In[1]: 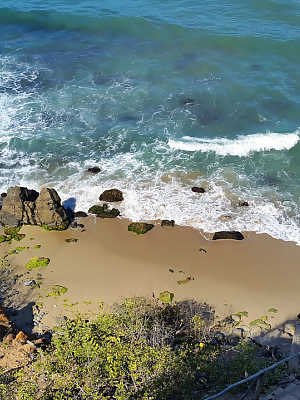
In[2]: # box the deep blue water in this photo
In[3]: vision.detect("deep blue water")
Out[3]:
[1,0,300,243]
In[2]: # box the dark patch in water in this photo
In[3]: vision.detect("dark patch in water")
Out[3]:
[118,114,138,124]
[93,73,114,85]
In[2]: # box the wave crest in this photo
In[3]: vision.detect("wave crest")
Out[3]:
[168,131,300,157]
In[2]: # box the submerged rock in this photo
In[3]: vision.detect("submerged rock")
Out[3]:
[238,201,249,207]
[99,189,123,202]
[128,222,154,235]
[161,220,175,227]
[192,187,205,193]
[87,167,101,174]
[212,231,244,241]
[88,204,120,218]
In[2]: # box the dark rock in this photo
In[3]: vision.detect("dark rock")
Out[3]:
[1,193,7,198]
[161,220,175,227]
[192,187,205,194]
[238,201,249,207]
[74,211,88,218]
[212,231,244,241]
[87,167,101,174]
[99,189,123,202]
[24,280,36,287]
[88,205,120,218]
[128,222,154,235]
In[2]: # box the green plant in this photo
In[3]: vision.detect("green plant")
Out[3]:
[25,257,50,269]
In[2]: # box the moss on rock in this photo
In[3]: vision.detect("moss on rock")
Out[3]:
[128,222,154,235]
[88,205,120,218]
[25,257,50,270]
[65,238,78,243]
[0,235,10,244]
[47,285,68,297]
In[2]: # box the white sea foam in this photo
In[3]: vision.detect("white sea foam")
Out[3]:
[168,131,300,156]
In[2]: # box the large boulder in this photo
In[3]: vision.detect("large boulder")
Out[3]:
[128,222,154,235]
[0,186,70,230]
[35,188,70,229]
[212,231,244,241]
[99,189,123,202]
[88,204,120,218]
[0,186,39,226]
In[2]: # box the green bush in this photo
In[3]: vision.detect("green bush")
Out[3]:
[1,298,286,400]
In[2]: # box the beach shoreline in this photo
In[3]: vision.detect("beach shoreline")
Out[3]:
[1,215,300,333]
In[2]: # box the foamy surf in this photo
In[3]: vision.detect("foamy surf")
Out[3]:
[168,131,300,156]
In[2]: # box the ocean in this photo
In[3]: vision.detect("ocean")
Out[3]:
[1,0,300,243]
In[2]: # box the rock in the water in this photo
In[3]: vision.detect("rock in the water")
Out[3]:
[0,186,70,230]
[212,231,244,240]
[88,204,120,218]
[74,211,88,218]
[161,220,175,227]
[192,187,205,193]
[1,193,7,198]
[128,222,154,235]
[99,189,123,202]
[238,201,249,207]
[87,167,101,174]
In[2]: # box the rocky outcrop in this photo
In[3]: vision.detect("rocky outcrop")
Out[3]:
[128,222,154,235]
[99,189,123,202]
[212,231,244,240]
[0,186,70,230]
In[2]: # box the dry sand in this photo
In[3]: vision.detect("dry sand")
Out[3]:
[1,217,300,330]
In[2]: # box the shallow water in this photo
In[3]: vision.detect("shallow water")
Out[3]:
[1,0,300,243]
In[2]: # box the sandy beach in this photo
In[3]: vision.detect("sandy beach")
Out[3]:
[1,216,300,332]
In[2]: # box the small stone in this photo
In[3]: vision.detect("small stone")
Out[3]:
[192,187,205,193]
[128,222,154,235]
[74,211,88,218]
[99,189,123,202]
[212,231,244,241]
[238,201,249,207]
[87,167,101,174]
[14,331,28,344]
[65,238,78,243]
[24,280,36,287]
[0,193,7,198]
[199,248,207,254]
[161,220,175,227]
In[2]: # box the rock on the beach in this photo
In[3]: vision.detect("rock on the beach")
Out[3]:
[35,188,70,229]
[161,220,175,227]
[128,222,154,235]
[74,211,88,218]
[212,231,244,240]
[87,167,101,174]
[0,186,70,230]
[88,204,120,218]
[238,201,249,207]
[192,187,206,193]
[99,189,123,202]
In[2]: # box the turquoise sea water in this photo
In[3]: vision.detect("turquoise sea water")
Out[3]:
[1,0,300,243]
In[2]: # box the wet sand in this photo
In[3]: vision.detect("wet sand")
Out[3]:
[1,217,300,329]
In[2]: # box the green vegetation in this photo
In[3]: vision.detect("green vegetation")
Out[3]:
[25,257,50,270]
[0,297,286,400]
[159,291,174,303]
[47,285,68,297]
[0,227,25,244]
[88,204,120,218]
[33,244,41,249]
